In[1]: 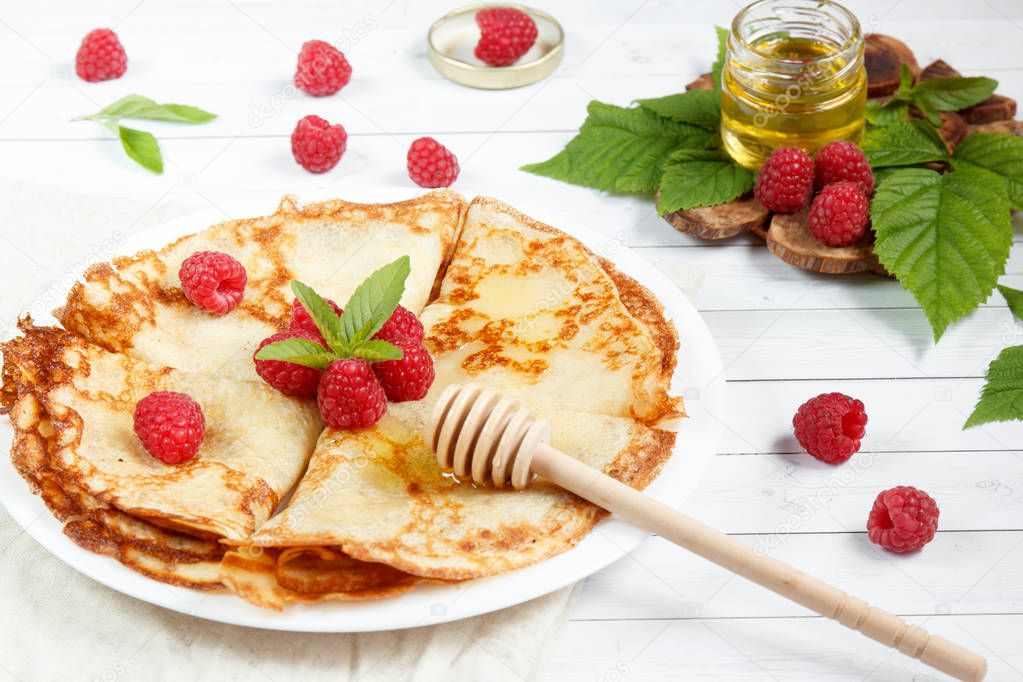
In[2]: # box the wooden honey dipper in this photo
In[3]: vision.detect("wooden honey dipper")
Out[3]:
[426,383,987,682]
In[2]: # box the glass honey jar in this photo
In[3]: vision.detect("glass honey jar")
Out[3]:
[721,0,867,170]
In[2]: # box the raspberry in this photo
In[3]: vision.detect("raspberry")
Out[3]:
[407,137,459,188]
[254,329,325,397]
[814,140,875,196]
[474,8,538,67]
[374,305,424,345]
[792,392,867,464]
[373,342,435,402]
[294,40,352,96]
[178,251,247,315]
[807,181,870,247]
[754,147,815,214]
[318,358,387,430]
[867,486,939,553]
[75,29,127,82]
[289,297,343,341]
[291,115,347,173]
[133,391,205,465]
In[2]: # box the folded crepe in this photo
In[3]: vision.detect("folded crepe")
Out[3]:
[1,324,322,588]
[222,198,681,608]
[57,191,466,382]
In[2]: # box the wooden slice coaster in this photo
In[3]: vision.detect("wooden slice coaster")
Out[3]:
[864,34,919,97]
[656,192,770,240]
[765,209,885,275]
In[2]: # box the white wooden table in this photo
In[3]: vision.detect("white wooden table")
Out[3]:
[1,0,1021,679]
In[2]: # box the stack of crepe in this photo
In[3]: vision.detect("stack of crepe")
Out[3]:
[1,191,682,608]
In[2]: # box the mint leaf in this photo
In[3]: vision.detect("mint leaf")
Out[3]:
[339,256,411,346]
[95,94,163,119]
[349,339,403,362]
[522,102,716,194]
[999,285,1023,321]
[953,133,1023,210]
[637,89,721,129]
[862,119,948,168]
[658,150,754,213]
[79,94,217,124]
[871,168,1013,340]
[150,103,217,124]
[965,346,1023,428]
[913,76,998,113]
[117,125,163,174]
[711,26,728,91]
[254,337,336,370]
[292,280,345,353]
[866,99,909,126]
[896,63,915,99]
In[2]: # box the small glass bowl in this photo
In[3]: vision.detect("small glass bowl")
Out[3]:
[427,4,565,89]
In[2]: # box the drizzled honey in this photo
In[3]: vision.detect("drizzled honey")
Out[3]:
[721,1,867,169]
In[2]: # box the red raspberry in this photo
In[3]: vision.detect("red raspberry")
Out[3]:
[407,137,459,188]
[289,297,343,341]
[253,329,325,397]
[373,342,435,402]
[294,40,352,96]
[807,181,870,247]
[792,392,867,464]
[867,486,939,553]
[374,305,424,345]
[474,8,538,67]
[814,140,875,196]
[178,251,247,315]
[291,115,347,173]
[75,29,127,82]
[318,358,387,430]
[754,147,815,214]
[133,391,205,465]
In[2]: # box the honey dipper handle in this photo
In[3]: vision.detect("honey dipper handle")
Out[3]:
[529,444,987,682]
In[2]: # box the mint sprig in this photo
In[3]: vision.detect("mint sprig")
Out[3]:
[868,64,997,128]
[862,119,948,168]
[255,257,410,370]
[72,94,216,174]
[965,346,1023,428]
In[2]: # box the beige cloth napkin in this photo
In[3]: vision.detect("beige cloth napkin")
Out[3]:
[0,178,578,682]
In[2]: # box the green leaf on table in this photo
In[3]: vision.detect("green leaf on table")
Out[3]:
[964,345,1023,428]
[711,25,729,91]
[349,339,404,362]
[637,90,721,129]
[254,337,336,370]
[291,280,345,354]
[953,132,1023,210]
[117,125,163,174]
[521,101,717,194]
[999,285,1023,322]
[862,119,948,168]
[339,256,411,346]
[866,99,909,126]
[657,149,754,213]
[871,167,1013,341]
[87,94,217,124]
[913,76,998,113]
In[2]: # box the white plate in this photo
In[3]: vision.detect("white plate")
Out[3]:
[0,187,725,632]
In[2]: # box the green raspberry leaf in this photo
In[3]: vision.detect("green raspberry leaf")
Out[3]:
[866,99,909,126]
[711,25,728,91]
[637,89,721,129]
[999,285,1023,322]
[339,256,411,347]
[291,280,345,354]
[117,125,163,174]
[965,345,1023,428]
[657,149,754,213]
[521,102,716,194]
[862,119,949,168]
[349,339,404,362]
[254,337,336,370]
[953,133,1023,210]
[913,76,998,113]
[871,167,1013,341]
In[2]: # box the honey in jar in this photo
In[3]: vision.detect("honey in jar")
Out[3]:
[721,0,867,170]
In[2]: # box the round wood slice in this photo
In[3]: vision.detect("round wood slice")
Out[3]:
[864,34,920,97]
[765,209,885,275]
[969,119,1022,136]
[657,192,770,240]
[686,72,713,91]
[937,111,969,151]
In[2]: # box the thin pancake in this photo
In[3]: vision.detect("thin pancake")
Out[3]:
[419,196,681,425]
[57,191,467,382]
[1,323,322,544]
